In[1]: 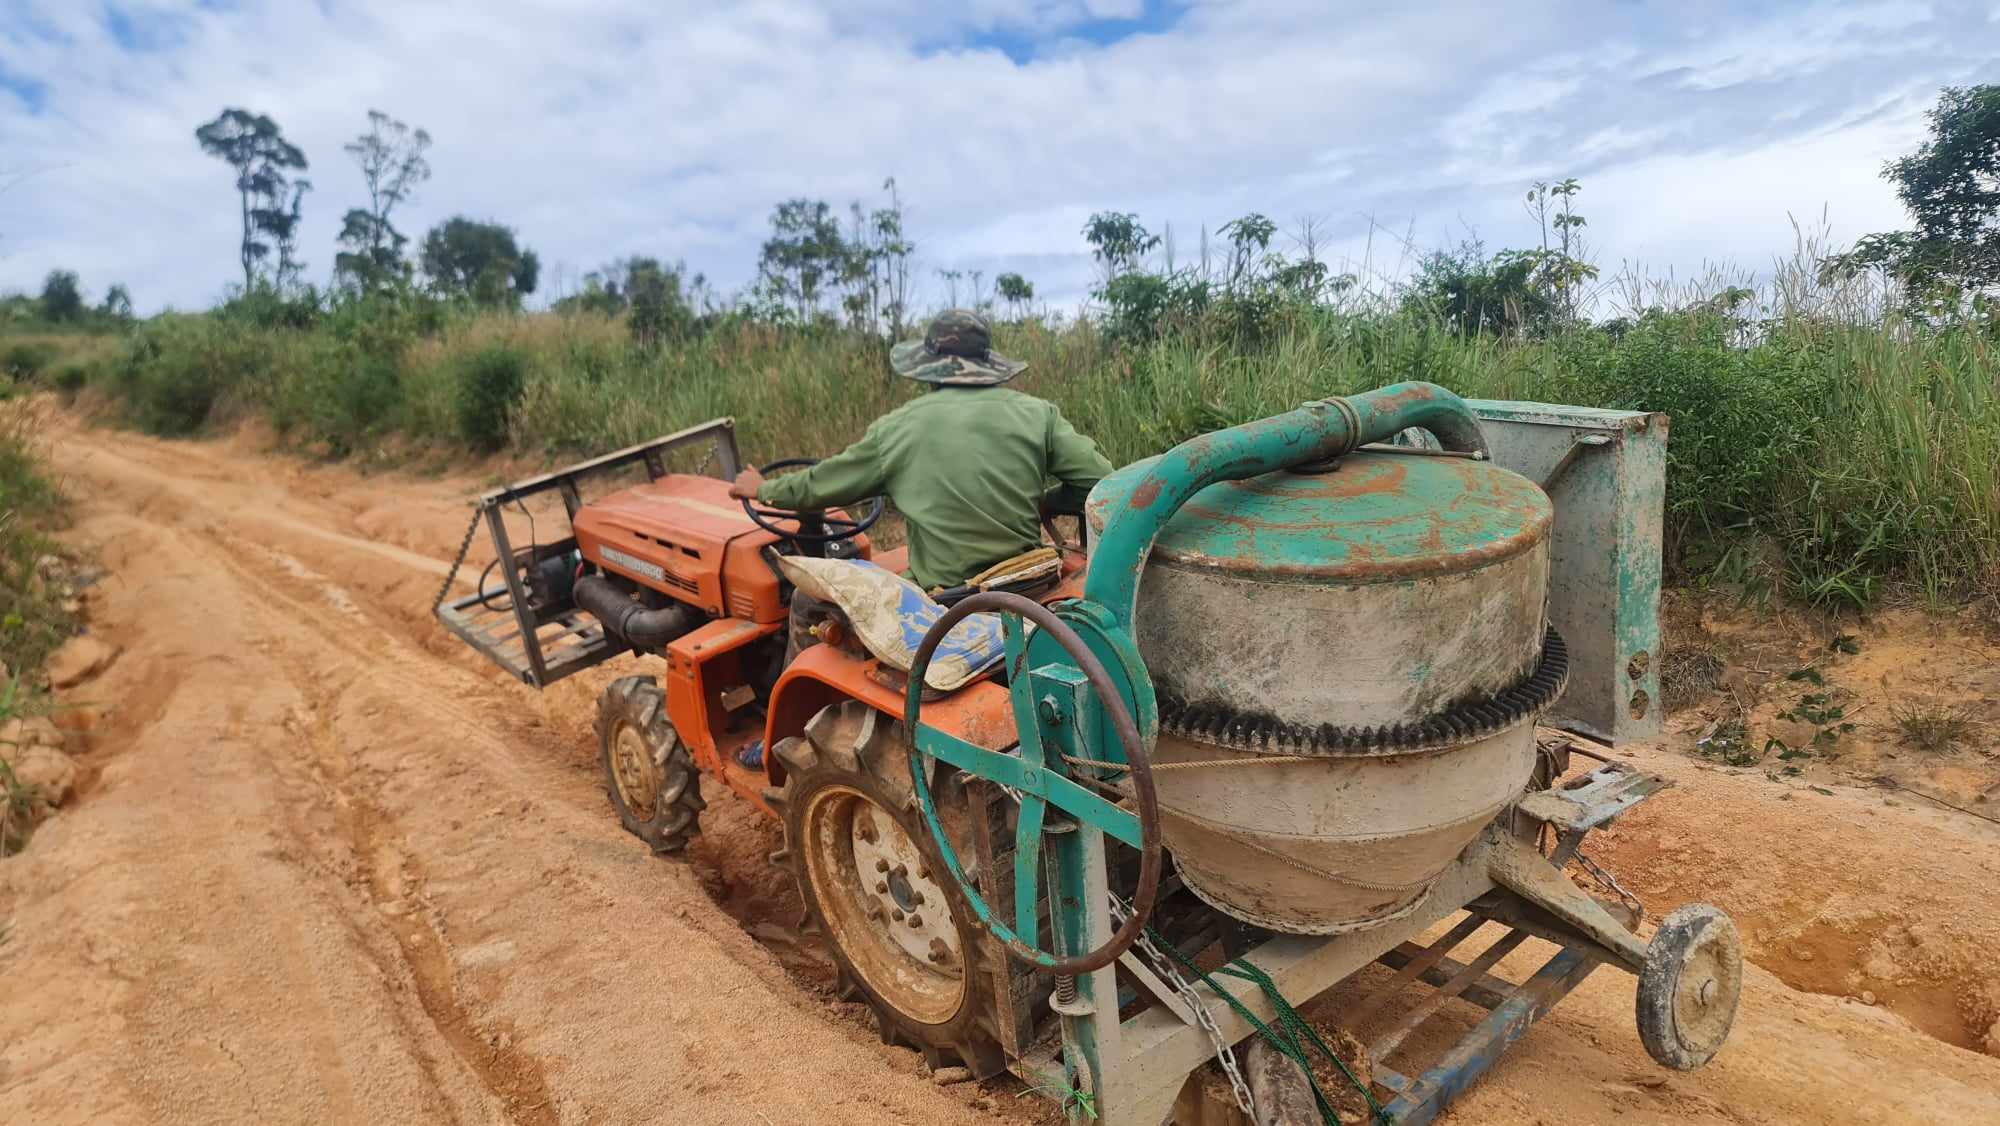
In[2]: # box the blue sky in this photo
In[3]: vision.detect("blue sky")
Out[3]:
[1,0,1995,316]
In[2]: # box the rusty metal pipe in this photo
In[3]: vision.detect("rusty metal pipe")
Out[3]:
[573,575,702,651]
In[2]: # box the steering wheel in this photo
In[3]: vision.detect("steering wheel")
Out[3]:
[904,592,1163,976]
[739,457,886,546]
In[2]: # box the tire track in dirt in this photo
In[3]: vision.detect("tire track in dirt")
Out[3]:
[197,522,562,1125]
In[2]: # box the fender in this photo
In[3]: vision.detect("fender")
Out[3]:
[762,643,1019,787]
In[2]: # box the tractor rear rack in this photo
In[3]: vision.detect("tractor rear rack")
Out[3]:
[434,418,742,688]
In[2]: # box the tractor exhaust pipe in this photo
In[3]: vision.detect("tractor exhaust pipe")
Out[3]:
[573,575,702,652]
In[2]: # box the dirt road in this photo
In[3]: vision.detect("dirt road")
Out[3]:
[4,416,1998,1124]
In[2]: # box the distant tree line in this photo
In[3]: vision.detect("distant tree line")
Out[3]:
[0,269,133,330]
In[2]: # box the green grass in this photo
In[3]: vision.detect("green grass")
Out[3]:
[0,403,73,680]
[51,278,2000,608]
[1891,699,1978,753]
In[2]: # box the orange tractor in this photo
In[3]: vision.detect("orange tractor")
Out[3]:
[435,418,1073,1073]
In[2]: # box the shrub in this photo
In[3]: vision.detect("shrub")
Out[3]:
[108,315,280,436]
[1,342,57,381]
[269,342,403,455]
[454,345,527,450]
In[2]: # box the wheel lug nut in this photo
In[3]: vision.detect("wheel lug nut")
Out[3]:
[907,913,923,928]
[907,890,925,907]
[875,858,889,873]
[875,881,888,894]
[892,909,906,922]
[892,863,908,878]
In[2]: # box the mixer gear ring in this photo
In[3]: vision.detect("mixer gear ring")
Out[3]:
[1156,625,1569,756]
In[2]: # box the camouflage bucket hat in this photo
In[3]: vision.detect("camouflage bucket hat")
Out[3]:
[889,309,1028,386]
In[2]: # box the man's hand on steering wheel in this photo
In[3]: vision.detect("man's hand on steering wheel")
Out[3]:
[736,458,886,547]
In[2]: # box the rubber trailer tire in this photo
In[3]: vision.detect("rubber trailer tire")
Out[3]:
[1636,902,1742,1070]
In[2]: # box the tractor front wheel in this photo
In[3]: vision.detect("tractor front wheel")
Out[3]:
[597,675,704,853]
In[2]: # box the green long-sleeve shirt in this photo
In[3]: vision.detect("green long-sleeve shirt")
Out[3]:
[757,386,1115,590]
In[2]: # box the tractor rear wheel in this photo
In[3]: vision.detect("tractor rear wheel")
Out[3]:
[771,700,1006,1077]
[597,675,704,853]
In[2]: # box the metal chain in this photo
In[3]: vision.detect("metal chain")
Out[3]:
[432,507,485,611]
[1575,850,1643,920]
[1110,895,1256,1117]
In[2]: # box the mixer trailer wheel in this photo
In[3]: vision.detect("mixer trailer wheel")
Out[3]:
[596,676,705,853]
[1636,903,1742,1070]
[770,701,1006,1076]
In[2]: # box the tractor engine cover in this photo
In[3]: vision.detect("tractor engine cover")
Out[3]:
[1086,449,1561,934]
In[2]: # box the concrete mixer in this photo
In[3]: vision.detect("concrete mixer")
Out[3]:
[902,382,1741,1124]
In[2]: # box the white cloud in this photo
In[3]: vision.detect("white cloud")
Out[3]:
[0,0,1989,315]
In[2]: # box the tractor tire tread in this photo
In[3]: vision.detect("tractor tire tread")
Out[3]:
[780,701,1009,1079]
[597,675,703,855]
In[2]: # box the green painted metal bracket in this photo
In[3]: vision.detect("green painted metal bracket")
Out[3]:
[906,611,1144,969]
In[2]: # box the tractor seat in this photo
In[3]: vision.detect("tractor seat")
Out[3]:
[775,556,1007,693]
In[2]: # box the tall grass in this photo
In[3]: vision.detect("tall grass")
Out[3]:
[0,401,74,679]
[49,266,2000,607]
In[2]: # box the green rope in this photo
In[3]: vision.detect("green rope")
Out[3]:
[1147,925,1391,1126]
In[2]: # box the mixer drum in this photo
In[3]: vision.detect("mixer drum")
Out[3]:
[1086,449,1562,934]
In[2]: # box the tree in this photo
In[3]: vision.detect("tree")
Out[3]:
[420,217,540,307]
[1523,178,1597,323]
[254,178,311,290]
[39,270,82,322]
[336,110,432,290]
[1401,240,1557,337]
[1083,212,1160,284]
[756,199,846,321]
[996,272,1034,319]
[616,257,695,345]
[874,178,914,336]
[935,268,963,308]
[1823,85,2000,300]
[99,283,133,320]
[195,109,308,291]
[1218,213,1276,293]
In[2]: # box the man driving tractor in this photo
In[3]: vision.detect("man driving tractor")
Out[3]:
[726,308,1114,767]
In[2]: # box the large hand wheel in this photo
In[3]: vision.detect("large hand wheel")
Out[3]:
[739,457,886,546]
[904,591,1162,976]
